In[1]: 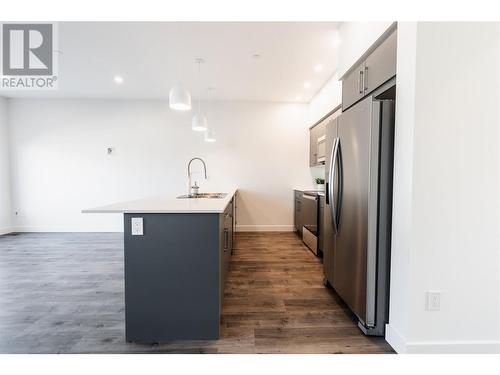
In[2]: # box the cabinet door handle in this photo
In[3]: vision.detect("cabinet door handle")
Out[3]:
[358,70,364,94]
[364,66,368,91]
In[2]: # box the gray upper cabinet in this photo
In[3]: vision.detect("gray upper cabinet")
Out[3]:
[342,28,397,110]
[342,61,365,111]
[364,29,397,95]
[309,120,326,167]
[309,126,318,166]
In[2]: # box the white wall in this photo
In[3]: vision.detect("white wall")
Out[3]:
[7,99,310,232]
[0,97,12,234]
[387,22,500,353]
[308,71,342,125]
[337,21,394,78]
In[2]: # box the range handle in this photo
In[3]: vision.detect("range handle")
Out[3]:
[302,193,318,201]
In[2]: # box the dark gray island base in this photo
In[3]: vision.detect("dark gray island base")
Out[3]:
[123,198,234,342]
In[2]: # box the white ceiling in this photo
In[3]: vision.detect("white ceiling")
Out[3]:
[0,22,340,102]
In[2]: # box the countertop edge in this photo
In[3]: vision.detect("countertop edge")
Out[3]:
[82,188,237,214]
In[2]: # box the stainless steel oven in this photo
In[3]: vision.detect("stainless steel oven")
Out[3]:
[301,191,319,255]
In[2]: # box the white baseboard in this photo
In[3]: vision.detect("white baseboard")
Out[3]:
[0,226,14,235]
[7,226,123,233]
[386,324,500,353]
[235,225,294,232]
[385,324,407,353]
[5,225,294,233]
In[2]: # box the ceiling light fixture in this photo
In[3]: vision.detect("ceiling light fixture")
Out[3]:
[113,75,124,84]
[295,95,302,101]
[314,64,323,72]
[204,129,216,143]
[303,81,311,89]
[169,84,191,111]
[192,58,208,131]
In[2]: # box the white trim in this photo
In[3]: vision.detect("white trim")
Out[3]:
[7,226,122,233]
[0,227,14,235]
[386,324,500,354]
[385,324,407,353]
[6,225,295,234]
[235,224,294,232]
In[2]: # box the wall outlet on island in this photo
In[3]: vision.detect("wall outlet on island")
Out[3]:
[131,217,144,236]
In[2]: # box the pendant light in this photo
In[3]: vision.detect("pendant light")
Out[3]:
[204,128,216,143]
[192,58,207,131]
[169,84,191,111]
[169,59,191,111]
[204,87,216,142]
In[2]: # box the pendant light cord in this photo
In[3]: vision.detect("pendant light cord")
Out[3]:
[197,61,201,115]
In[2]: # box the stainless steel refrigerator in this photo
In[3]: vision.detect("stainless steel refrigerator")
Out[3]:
[323,94,395,336]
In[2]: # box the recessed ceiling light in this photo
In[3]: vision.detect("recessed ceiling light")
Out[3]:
[295,95,302,101]
[314,64,323,72]
[252,53,261,59]
[113,76,124,84]
[303,81,311,89]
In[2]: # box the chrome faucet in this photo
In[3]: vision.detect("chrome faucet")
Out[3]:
[187,157,207,197]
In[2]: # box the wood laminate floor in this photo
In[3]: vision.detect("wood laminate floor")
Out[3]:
[0,232,393,354]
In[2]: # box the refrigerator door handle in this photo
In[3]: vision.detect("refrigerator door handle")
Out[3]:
[336,140,343,230]
[328,137,340,233]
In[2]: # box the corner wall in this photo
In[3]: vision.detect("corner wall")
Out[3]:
[387,22,500,353]
[0,96,12,235]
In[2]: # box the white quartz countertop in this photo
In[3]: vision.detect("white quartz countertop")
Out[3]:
[294,187,325,194]
[82,188,237,214]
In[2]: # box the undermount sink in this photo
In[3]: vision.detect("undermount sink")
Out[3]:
[177,193,228,199]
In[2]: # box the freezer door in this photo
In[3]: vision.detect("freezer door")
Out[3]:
[323,117,338,284]
[333,95,377,324]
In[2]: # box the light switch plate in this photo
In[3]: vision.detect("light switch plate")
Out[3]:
[131,217,143,236]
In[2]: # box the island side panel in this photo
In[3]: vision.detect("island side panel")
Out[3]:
[124,213,220,342]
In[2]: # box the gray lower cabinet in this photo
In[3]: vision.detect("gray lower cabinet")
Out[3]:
[219,198,233,306]
[123,197,234,343]
[318,195,325,253]
[294,190,303,235]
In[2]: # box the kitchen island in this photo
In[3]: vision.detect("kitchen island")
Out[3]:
[83,188,237,342]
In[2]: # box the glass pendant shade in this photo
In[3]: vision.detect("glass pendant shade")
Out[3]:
[192,114,208,131]
[169,84,191,111]
[204,129,216,142]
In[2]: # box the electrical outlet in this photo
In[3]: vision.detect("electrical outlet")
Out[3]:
[426,290,441,311]
[131,217,143,236]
